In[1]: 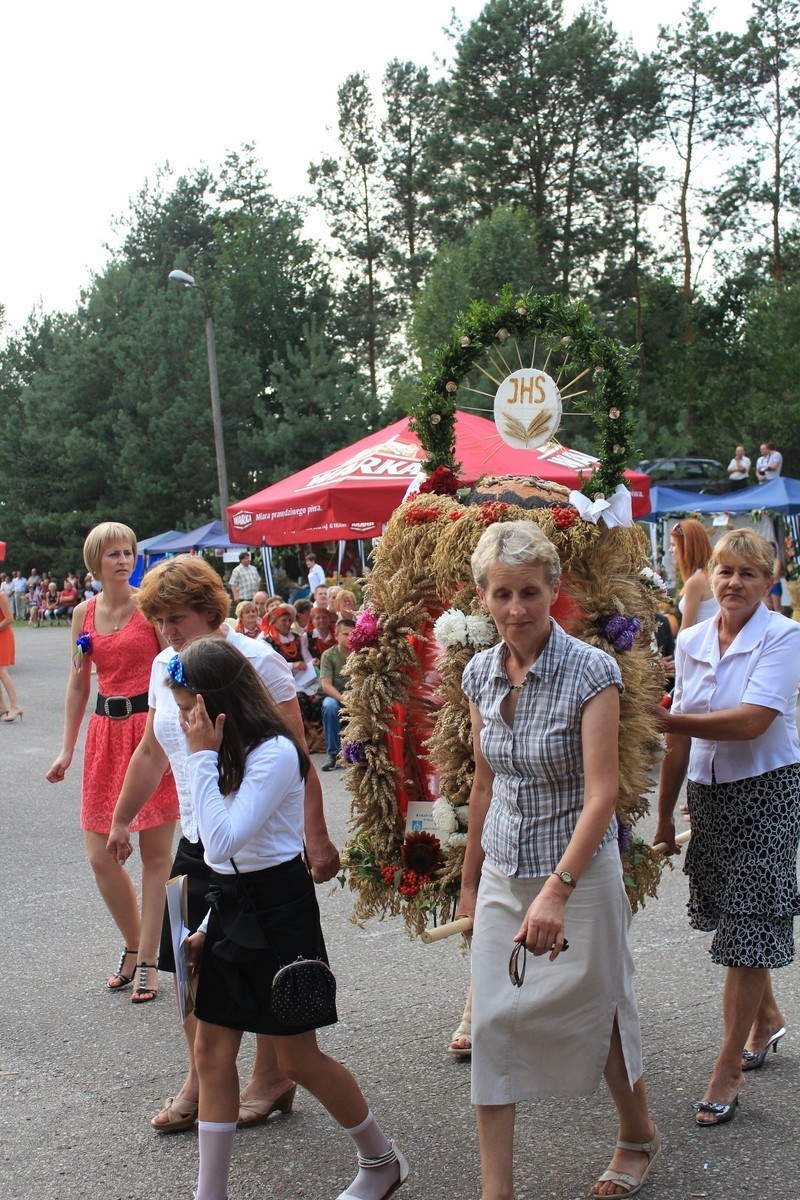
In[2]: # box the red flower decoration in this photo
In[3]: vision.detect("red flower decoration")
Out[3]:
[405,505,441,526]
[448,510,464,521]
[552,505,578,530]
[477,501,510,524]
[402,830,442,875]
[418,465,461,497]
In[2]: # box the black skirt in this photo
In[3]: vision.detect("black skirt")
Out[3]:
[158,836,212,974]
[193,854,338,1036]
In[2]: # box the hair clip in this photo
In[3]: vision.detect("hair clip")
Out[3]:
[167,654,191,688]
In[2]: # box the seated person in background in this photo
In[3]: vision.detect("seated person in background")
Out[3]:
[252,591,269,621]
[258,595,286,635]
[43,582,60,622]
[234,600,262,639]
[319,617,355,772]
[342,567,363,606]
[262,604,312,676]
[82,573,96,601]
[293,598,314,641]
[334,588,358,617]
[55,579,79,623]
[312,584,329,610]
[308,606,336,663]
[27,582,41,627]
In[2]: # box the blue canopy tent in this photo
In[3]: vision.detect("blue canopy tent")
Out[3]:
[640,479,800,590]
[131,529,185,585]
[644,478,800,519]
[145,520,243,555]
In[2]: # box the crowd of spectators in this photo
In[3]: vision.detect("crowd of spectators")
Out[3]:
[0,566,101,626]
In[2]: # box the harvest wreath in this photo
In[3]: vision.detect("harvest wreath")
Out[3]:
[339,290,667,936]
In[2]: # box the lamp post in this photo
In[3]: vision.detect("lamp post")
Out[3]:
[168,269,230,532]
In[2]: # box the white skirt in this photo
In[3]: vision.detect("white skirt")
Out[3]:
[471,842,643,1104]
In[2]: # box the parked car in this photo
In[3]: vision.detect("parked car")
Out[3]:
[636,457,730,494]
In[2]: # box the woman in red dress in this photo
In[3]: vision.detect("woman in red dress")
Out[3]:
[0,589,23,720]
[46,522,179,1001]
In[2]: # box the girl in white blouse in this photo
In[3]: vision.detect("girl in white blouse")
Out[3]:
[173,637,407,1200]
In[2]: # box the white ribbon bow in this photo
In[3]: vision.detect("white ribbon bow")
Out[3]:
[568,483,633,529]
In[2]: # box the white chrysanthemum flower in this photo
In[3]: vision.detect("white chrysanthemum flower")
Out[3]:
[466,613,496,646]
[640,566,667,592]
[433,608,469,648]
[455,805,470,827]
[447,832,468,848]
[432,797,458,836]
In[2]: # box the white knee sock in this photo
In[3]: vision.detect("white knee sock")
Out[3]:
[195,1120,237,1200]
[342,1111,399,1200]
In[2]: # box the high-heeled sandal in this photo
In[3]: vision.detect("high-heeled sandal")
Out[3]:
[237,1082,297,1128]
[131,961,158,1003]
[692,1096,739,1126]
[336,1142,408,1200]
[107,947,138,991]
[1,707,23,722]
[590,1127,662,1197]
[742,1025,786,1071]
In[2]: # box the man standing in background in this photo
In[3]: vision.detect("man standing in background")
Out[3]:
[229,551,260,604]
[726,445,751,490]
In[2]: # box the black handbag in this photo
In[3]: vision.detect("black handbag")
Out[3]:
[271,954,337,1026]
[227,858,337,1027]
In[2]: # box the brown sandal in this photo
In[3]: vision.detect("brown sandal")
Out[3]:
[151,1094,199,1133]
[131,961,158,1003]
[107,947,138,991]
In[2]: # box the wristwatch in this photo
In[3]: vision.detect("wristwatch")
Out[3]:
[553,870,577,888]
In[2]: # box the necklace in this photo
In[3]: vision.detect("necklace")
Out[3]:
[103,596,131,632]
[507,678,528,692]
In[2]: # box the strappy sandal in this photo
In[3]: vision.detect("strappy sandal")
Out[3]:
[448,1019,472,1057]
[107,947,138,991]
[590,1127,662,1198]
[131,961,158,1003]
[336,1142,408,1200]
[151,1094,199,1133]
[237,1082,297,1128]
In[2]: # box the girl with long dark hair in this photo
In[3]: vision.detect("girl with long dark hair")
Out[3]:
[171,637,407,1200]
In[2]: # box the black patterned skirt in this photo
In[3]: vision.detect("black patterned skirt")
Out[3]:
[193,854,337,1036]
[685,763,800,968]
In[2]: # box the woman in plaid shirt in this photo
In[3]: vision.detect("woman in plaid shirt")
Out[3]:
[457,521,660,1200]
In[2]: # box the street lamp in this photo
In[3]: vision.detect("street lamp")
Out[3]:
[168,269,230,531]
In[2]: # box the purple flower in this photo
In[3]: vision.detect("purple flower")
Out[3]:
[602,614,641,652]
[343,740,367,765]
[76,634,92,653]
[604,614,627,640]
[617,822,630,853]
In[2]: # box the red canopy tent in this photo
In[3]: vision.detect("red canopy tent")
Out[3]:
[227,412,650,546]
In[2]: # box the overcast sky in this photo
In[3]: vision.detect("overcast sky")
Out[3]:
[1,0,753,333]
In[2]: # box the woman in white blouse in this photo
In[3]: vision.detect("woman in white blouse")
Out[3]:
[656,528,800,1127]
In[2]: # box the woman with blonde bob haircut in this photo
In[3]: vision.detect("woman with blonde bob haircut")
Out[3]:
[670,518,718,629]
[656,527,800,1127]
[457,519,661,1200]
[47,521,178,1000]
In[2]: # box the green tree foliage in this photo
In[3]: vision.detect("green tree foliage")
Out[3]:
[0,159,370,569]
[725,0,800,283]
[309,74,396,397]
[410,205,544,368]
[443,0,643,294]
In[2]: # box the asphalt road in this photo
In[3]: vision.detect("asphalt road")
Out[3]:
[1,627,798,1199]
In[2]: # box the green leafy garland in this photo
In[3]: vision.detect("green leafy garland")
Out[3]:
[408,285,638,501]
